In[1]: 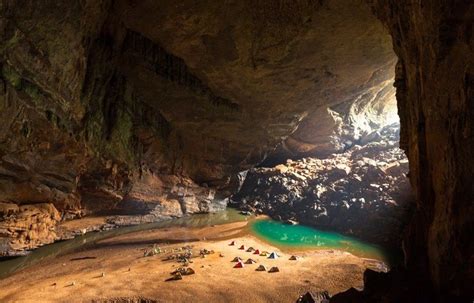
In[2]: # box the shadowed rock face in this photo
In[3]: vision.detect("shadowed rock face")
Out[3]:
[0,0,472,300]
[370,0,474,300]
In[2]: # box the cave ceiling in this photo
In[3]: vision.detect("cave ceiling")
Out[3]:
[0,0,396,204]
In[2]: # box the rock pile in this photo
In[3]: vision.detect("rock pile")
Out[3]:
[232,124,413,247]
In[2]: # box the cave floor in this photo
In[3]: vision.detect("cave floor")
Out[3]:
[0,221,384,303]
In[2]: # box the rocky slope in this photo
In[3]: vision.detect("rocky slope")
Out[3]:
[233,124,412,247]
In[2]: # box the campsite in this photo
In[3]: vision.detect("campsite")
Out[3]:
[0,218,386,302]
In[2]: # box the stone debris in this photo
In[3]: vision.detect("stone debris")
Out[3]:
[160,245,195,267]
[171,267,195,276]
[199,248,214,257]
[231,124,413,246]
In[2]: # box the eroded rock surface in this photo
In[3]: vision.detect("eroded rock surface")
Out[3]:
[0,202,61,253]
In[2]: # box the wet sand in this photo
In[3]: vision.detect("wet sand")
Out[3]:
[0,221,383,302]
[58,216,108,233]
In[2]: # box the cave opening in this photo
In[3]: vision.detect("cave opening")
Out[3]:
[230,67,413,264]
[227,17,415,262]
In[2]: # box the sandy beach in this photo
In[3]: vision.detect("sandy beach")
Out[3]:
[0,220,383,303]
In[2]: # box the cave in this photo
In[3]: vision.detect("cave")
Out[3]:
[0,1,472,302]
[231,88,412,251]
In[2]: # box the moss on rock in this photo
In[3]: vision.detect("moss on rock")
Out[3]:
[1,65,22,89]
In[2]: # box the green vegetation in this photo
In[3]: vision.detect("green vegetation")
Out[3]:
[0,31,20,54]
[1,64,47,104]
[1,64,22,89]
[23,81,42,101]
[103,108,135,164]
[82,83,137,166]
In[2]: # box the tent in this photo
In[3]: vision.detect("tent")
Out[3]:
[231,257,242,262]
[239,245,246,250]
[268,266,280,273]
[245,258,257,264]
[233,261,245,268]
[229,241,235,246]
[289,255,299,260]
[268,252,279,259]
[260,251,268,256]
[253,249,261,255]
[246,247,255,252]
[256,265,267,271]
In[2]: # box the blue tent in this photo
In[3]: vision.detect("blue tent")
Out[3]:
[268,252,279,259]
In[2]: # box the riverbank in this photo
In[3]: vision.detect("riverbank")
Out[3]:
[0,208,242,257]
[0,220,385,302]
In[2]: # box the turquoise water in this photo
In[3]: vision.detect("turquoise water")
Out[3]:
[0,211,391,279]
[250,219,389,262]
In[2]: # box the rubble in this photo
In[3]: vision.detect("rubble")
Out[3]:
[231,124,413,247]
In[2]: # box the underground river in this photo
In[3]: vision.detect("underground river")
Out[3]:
[0,208,390,280]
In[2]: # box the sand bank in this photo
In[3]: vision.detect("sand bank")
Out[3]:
[0,221,384,302]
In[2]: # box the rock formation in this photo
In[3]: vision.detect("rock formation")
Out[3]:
[0,202,60,252]
[0,0,472,301]
[366,1,474,301]
[0,0,396,254]
[233,124,413,247]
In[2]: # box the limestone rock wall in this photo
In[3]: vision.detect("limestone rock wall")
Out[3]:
[369,0,474,298]
[0,202,61,252]
[264,58,399,163]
